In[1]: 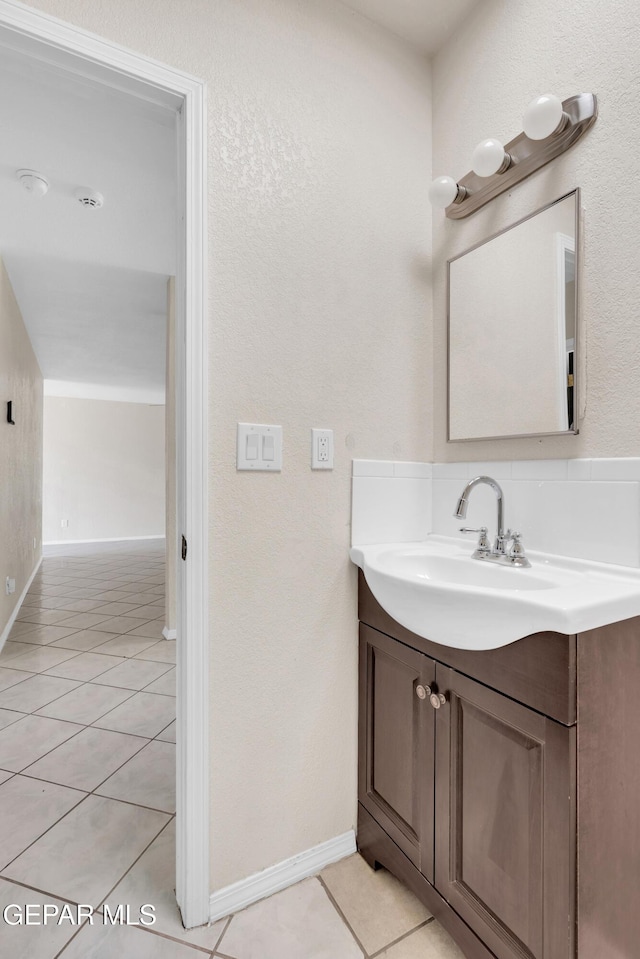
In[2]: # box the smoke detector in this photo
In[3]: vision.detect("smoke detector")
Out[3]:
[74,187,104,209]
[17,169,49,197]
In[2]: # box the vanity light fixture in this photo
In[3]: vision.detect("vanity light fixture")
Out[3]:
[429,92,597,219]
[471,138,511,177]
[428,175,467,209]
[523,93,570,140]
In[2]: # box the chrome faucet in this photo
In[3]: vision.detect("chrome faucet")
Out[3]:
[454,475,530,567]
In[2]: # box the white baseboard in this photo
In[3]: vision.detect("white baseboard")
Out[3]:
[209,830,356,923]
[162,626,177,640]
[0,556,43,651]
[43,535,165,546]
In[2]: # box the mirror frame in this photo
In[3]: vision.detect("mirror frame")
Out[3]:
[447,188,580,443]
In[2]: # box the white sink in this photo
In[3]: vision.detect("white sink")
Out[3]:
[350,536,640,649]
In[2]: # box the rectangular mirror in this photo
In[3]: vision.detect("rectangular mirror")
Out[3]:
[448,190,578,442]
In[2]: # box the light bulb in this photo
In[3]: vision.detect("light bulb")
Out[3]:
[429,175,465,209]
[471,138,511,177]
[523,94,568,140]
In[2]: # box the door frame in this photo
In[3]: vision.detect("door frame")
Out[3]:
[0,0,210,928]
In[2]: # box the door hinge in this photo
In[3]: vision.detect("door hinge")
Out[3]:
[181,535,188,561]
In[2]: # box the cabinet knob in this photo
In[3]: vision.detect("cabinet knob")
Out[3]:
[416,684,430,700]
[430,691,447,710]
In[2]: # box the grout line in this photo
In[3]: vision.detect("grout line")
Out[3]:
[212,915,234,954]
[53,919,90,959]
[110,924,213,954]
[317,875,371,957]
[93,816,174,912]
[0,785,88,874]
[0,876,85,905]
[16,769,175,816]
[368,918,434,958]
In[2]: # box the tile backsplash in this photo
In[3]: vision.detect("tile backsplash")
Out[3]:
[352,458,640,568]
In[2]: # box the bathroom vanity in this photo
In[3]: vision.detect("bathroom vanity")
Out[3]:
[356,570,640,959]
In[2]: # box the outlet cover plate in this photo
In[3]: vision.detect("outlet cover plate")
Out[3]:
[311,428,334,470]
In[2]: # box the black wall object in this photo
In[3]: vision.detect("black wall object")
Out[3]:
[7,401,15,425]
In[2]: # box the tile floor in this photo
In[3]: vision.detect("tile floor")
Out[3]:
[0,542,464,958]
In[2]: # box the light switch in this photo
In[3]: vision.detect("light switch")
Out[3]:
[237,423,283,471]
[246,433,259,460]
[262,434,275,461]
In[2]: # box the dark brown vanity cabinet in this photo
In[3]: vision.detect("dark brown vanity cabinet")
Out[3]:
[358,572,640,959]
[359,626,436,881]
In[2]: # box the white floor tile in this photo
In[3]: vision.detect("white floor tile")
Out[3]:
[7,624,82,646]
[0,642,39,663]
[92,659,173,691]
[376,921,466,958]
[36,683,135,725]
[0,714,83,772]
[97,740,175,812]
[1,645,80,674]
[321,855,431,954]
[0,879,79,959]
[0,708,26,730]
[0,667,34,691]
[0,775,86,869]
[134,641,176,664]
[59,922,207,959]
[50,629,121,651]
[0,674,82,713]
[104,819,226,951]
[92,635,159,658]
[144,668,175,696]
[218,878,364,959]
[44,652,127,682]
[24,726,149,791]
[94,692,175,739]
[156,720,176,743]
[3,794,169,905]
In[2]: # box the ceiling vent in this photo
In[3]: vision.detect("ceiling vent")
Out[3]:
[74,187,104,209]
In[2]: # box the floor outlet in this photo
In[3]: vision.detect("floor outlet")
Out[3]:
[311,428,334,470]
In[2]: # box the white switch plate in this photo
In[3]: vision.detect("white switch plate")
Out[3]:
[237,423,282,471]
[311,428,334,470]
[5,577,15,596]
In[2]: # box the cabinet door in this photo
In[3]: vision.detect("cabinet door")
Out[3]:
[359,624,435,880]
[435,665,575,959]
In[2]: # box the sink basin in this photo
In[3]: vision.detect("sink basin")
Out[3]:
[350,536,640,649]
[390,553,555,591]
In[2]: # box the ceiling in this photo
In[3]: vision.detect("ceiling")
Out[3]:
[338,0,483,54]
[0,42,177,401]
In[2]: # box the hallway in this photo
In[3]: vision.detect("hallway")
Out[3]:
[0,540,189,956]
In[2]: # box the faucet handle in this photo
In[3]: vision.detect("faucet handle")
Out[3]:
[507,531,532,567]
[459,526,491,553]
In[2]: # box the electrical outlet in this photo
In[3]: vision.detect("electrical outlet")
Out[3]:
[5,577,15,596]
[311,428,334,470]
[61,518,69,528]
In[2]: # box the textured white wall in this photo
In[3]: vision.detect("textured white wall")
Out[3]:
[42,396,165,543]
[432,0,640,460]
[24,0,432,890]
[0,258,43,637]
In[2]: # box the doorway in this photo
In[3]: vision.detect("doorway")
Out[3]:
[0,0,208,931]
